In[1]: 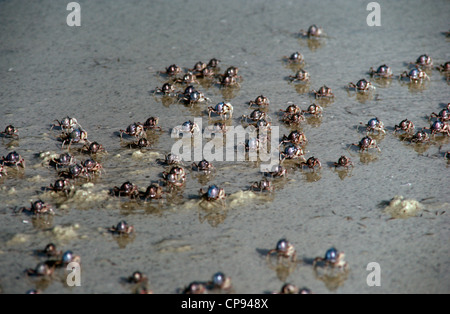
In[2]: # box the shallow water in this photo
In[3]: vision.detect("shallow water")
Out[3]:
[0,0,449,294]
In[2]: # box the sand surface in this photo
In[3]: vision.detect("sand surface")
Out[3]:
[0,0,449,294]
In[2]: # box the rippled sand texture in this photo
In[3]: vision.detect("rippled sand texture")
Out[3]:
[0,0,449,294]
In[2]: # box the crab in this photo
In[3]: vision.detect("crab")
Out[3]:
[436,62,450,74]
[284,51,304,63]
[162,166,186,188]
[143,117,162,131]
[267,239,297,262]
[160,64,181,76]
[255,118,271,131]
[313,247,348,270]
[48,179,72,195]
[400,67,430,83]
[312,85,334,98]
[288,69,310,82]
[412,54,433,68]
[281,112,306,125]
[199,185,226,202]
[112,181,140,198]
[280,130,308,147]
[299,156,322,170]
[244,137,262,152]
[49,153,75,169]
[369,64,393,78]
[109,220,134,235]
[173,71,199,85]
[1,125,19,138]
[429,108,449,122]
[208,102,233,119]
[37,243,62,258]
[207,58,221,69]
[26,262,54,277]
[410,129,430,143]
[81,141,106,154]
[82,159,104,176]
[299,24,324,38]
[178,89,210,106]
[127,271,148,284]
[196,66,215,79]
[280,145,306,163]
[217,74,240,87]
[1,151,25,168]
[248,95,270,108]
[251,178,272,192]
[51,116,82,131]
[120,123,146,139]
[360,117,386,134]
[192,159,215,172]
[348,79,376,92]
[158,153,183,166]
[280,104,301,119]
[264,164,287,178]
[127,138,152,149]
[142,183,164,201]
[302,104,323,117]
[58,250,81,266]
[394,119,415,134]
[241,109,267,122]
[351,136,381,152]
[153,82,177,96]
[189,61,207,73]
[333,155,354,169]
[60,128,89,149]
[172,120,201,135]
[58,163,88,180]
[221,66,240,78]
[208,122,228,134]
[183,282,207,294]
[424,120,450,137]
[18,200,54,215]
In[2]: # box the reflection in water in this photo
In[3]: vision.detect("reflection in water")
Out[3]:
[313,267,349,291]
[266,256,297,282]
[198,203,228,227]
[301,170,322,182]
[293,82,311,95]
[218,85,241,101]
[359,152,379,164]
[346,89,375,104]
[298,38,325,52]
[333,168,353,181]
[112,233,136,249]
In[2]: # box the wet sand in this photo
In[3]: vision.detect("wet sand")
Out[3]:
[0,0,449,294]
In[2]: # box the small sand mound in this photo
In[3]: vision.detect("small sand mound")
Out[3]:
[384,195,424,219]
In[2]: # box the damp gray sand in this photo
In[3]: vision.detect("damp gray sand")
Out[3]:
[0,0,449,294]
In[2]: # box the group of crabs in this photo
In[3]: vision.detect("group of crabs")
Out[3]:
[182,239,348,294]
[2,24,450,294]
[277,25,450,171]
